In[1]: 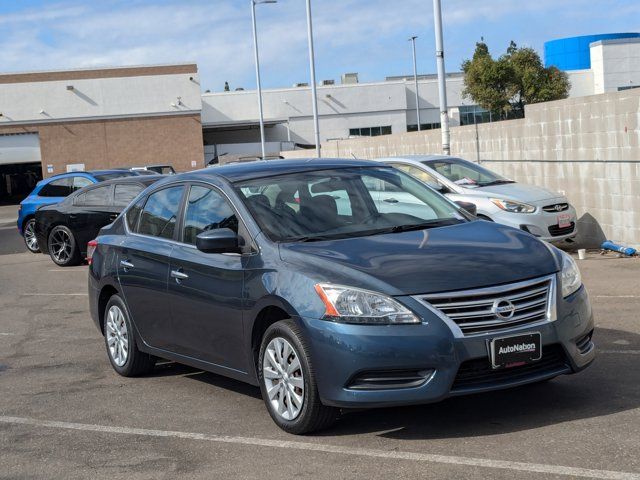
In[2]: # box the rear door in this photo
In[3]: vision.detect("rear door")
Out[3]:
[167,183,246,370]
[70,185,115,250]
[117,185,185,351]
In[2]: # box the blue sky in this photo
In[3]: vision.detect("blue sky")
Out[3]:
[0,0,638,92]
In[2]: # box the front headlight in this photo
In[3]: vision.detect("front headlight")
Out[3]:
[314,284,420,325]
[561,251,582,298]
[490,198,536,214]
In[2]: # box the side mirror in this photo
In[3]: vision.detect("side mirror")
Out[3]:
[196,228,240,254]
[455,200,477,216]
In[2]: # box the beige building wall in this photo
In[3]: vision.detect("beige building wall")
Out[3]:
[283,89,640,247]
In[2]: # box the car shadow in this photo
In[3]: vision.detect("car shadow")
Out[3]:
[318,327,639,439]
[141,327,638,439]
[148,360,262,400]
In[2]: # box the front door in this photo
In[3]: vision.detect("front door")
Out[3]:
[116,185,185,351]
[168,184,246,371]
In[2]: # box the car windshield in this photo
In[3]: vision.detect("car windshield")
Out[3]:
[92,171,137,181]
[235,166,467,242]
[423,158,514,187]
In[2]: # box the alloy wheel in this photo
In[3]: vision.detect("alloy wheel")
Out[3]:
[24,220,39,251]
[106,305,129,367]
[262,337,305,421]
[49,229,72,264]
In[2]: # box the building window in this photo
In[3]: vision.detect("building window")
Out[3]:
[349,126,392,137]
[459,105,493,126]
[407,122,441,132]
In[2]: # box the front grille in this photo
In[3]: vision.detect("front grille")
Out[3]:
[417,276,553,335]
[451,344,570,392]
[548,222,575,236]
[543,203,569,212]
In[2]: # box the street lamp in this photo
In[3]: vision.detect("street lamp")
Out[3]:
[432,0,450,154]
[251,0,277,160]
[305,0,321,158]
[409,36,421,131]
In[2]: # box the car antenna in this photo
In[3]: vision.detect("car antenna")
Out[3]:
[351,153,358,160]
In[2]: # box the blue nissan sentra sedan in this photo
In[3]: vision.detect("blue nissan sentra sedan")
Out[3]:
[88,158,594,434]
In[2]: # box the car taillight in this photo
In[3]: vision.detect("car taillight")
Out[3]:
[86,239,98,265]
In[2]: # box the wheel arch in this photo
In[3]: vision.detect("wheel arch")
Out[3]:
[97,284,120,334]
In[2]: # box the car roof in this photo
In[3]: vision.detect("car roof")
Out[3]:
[376,155,465,163]
[185,158,382,183]
[86,175,166,187]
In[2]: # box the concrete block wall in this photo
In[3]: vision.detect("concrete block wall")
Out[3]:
[283,88,640,247]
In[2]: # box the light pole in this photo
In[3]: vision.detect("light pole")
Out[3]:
[305,0,321,157]
[432,0,450,154]
[251,0,276,160]
[409,36,421,131]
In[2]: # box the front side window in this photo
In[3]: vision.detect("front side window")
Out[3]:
[137,186,184,239]
[75,185,111,206]
[39,178,72,197]
[392,164,442,190]
[182,185,238,245]
[424,158,512,187]
[236,167,465,242]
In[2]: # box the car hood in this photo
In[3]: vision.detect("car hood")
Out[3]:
[279,221,560,296]
[463,182,563,203]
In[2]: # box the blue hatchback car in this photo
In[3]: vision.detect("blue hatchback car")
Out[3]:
[18,170,139,253]
[88,159,594,434]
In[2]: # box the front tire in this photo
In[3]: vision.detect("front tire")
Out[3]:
[23,218,40,253]
[258,319,338,434]
[104,294,156,377]
[47,225,81,266]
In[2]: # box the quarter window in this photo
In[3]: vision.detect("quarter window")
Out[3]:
[126,198,144,232]
[114,184,144,207]
[75,185,111,206]
[392,164,442,190]
[39,178,73,197]
[72,177,93,192]
[137,186,184,239]
[183,185,238,245]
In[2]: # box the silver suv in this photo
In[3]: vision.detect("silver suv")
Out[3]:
[377,155,577,244]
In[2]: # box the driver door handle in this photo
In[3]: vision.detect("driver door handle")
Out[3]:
[120,260,134,270]
[171,269,189,281]
[383,197,399,204]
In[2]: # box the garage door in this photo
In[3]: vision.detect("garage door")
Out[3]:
[0,133,41,165]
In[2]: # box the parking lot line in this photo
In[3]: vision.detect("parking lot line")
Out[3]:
[1,416,638,480]
[20,293,88,296]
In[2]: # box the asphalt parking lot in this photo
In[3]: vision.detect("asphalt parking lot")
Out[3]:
[0,238,639,479]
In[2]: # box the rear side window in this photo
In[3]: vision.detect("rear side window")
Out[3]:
[39,178,72,197]
[75,185,111,206]
[114,183,144,207]
[137,186,184,239]
[182,186,238,245]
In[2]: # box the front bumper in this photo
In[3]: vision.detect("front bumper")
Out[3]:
[488,205,578,243]
[302,282,594,409]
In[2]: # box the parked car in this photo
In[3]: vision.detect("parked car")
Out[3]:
[35,176,163,266]
[88,158,594,434]
[17,170,139,253]
[130,165,176,175]
[376,155,578,244]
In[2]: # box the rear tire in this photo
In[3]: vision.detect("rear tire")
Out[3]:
[104,294,156,377]
[47,225,81,266]
[258,319,339,434]
[23,218,40,253]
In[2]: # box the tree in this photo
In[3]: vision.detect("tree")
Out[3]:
[462,41,570,119]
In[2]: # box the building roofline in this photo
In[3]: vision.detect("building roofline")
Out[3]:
[0,62,198,85]
[590,37,640,47]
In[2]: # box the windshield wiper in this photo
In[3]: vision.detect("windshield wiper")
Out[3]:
[286,234,340,243]
[367,219,463,236]
[477,179,516,187]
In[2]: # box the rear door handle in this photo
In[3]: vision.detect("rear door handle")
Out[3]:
[120,260,134,270]
[383,198,399,204]
[171,269,189,281]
